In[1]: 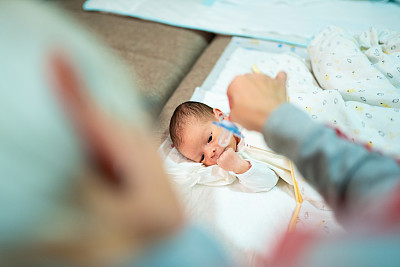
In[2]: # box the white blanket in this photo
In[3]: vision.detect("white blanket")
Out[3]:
[287,26,400,157]
[83,0,400,47]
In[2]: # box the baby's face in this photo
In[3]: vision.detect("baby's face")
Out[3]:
[178,118,238,166]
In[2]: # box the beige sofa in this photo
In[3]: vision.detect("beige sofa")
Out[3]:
[58,0,232,145]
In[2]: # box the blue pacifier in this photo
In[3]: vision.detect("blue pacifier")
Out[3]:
[212,115,244,147]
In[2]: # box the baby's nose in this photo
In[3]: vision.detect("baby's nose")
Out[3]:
[207,146,217,159]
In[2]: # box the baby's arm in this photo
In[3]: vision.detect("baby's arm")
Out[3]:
[235,160,279,192]
[217,148,279,192]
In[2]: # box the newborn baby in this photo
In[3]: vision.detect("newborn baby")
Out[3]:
[169,101,280,192]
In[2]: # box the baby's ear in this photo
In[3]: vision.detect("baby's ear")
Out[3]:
[212,108,224,119]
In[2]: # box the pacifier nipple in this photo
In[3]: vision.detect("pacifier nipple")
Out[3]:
[218,127,233,147]
[212,118,244,148]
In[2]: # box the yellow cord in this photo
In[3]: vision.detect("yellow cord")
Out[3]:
[290,161,303,204]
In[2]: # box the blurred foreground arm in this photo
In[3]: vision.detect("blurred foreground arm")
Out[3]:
[264,104,400,224]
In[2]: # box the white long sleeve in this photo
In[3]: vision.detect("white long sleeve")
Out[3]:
[235,159,278,192]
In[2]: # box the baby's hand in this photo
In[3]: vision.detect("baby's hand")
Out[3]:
[217,148,251,174]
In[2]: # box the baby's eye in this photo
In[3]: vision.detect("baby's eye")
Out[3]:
[208,133,212,143]
[200,154,205,162]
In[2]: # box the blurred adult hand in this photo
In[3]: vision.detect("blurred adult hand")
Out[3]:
[227,72,287,132]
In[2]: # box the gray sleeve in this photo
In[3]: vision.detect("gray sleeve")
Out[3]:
[263,103,400,221]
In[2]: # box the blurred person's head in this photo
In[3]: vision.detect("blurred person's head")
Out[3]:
[0,1,160,265]
[169,101,239,166]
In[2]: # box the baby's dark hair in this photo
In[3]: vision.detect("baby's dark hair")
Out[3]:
[169,101,214,149]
